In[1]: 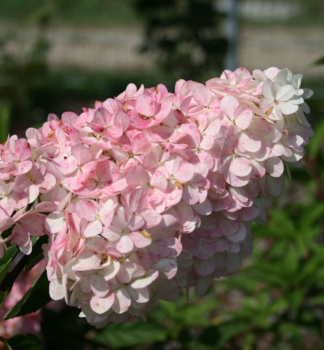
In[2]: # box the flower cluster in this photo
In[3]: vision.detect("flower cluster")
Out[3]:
[0,67,313,327]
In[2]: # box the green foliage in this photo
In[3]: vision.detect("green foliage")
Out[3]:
[4,271,50,320]
[0,334,43,350]
[0,0,138,27]
[0,102,10,141]
[0,246,20,287]
[94,322,168,348]
[133,0,227,81]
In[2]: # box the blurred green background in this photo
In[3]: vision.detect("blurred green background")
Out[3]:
[1,0,324,349]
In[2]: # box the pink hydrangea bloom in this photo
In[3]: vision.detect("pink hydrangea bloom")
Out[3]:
[0,67,313,327]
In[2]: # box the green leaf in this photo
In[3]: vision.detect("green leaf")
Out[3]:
[25,235,48,272]
[215,320,251,346]
[93,322,168,349]
[311,56,324,66]
[0,102,10,142]
[181,300,219,327]
[308,120,324,158]
[188,342,216,350]
[0,245,19,285]
[0,290,8,307]
[4,270,51,319]
[1,334,43,350]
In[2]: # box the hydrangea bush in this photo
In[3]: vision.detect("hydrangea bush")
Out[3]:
[0,67,313,328]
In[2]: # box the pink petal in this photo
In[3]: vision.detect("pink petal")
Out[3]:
[235,109,253,130]
[265,157,284,177]
[99,199,117,227]
[193,86,211,106]
[16,161,33,175]
[239,131,261,152]
[102,260,120,281]
[230,157,252,177]
[49,279,65,300]
[90,293,115,314]
[90,274,109,297]
[130,270,159,289]
[193,199,213,216]
[116,235,134,254]
[175,162,194,183]
[153,258,178,279]
[112,288,131,314]
[194,257,215,276]
[129,230,152,249]
[45,212,65,234]
[220,96,239,120]
[75,199,98,221]
[136,94,156,117]
[72,250,101,271]
[14,139,32,161]
[71,144,92,165]
[12,224,29,247]
[19,213,46,236]
[127,286,150,303]
[182,184,199,205]
[154,100,172,123]
[84,220,103,237]
[150,170,168,191]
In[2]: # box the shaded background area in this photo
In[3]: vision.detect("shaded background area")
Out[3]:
[1,1,324,349]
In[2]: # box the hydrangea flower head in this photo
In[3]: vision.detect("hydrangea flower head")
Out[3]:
[0,67,313,327]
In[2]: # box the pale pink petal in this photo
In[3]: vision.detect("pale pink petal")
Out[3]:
[102,260,120,281]
[175,162,194,183]
[75,200,98,221]
[220,96,239,120]
[90,274,109,297]
[112,288,131,314]
[230,157,252,177]
[129,230,152,248]
[72,250,101,271]
[116,235,134,254]
[84,220,103,237]
[45,212,65,234]
[16,161,33,175]
[193,199,213,216]
[239,131,261,153]
[71,144,93,165]
[150,170,168,191]
[278,102,298,115]
[193,86,211,106]
[275,84,295,101]
[136,94,155,117]
[265,157,284,177]
[130,270,159,289]
[235,109,253,130]
[90,293,115,314]
[127,286,150,303]
[182,184,199,205]
[50,279,65,300]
